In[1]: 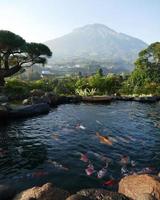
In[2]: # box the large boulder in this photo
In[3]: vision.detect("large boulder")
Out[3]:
[13,183,69,200]
[74,189,129,200]
[9,103,50,118]
[0,184,16,200]
[119,174,160,200]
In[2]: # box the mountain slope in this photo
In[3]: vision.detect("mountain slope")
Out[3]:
[45,24,147,72]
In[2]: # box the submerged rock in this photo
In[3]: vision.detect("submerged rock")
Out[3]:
[13,183,69,200]
[119,174,160,200]
[76,188,129,200]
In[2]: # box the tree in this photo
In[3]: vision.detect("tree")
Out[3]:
[134,42,160,83]
[121,42,160,94]
[0,30,52,86]
[97,68,103,76]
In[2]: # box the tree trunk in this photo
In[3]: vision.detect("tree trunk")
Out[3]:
[0,65,22,86]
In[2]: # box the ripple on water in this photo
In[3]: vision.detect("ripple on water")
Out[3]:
[0,101,160,191]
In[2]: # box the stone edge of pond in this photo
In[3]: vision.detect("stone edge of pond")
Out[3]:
[2,174,160,200]
[1,95,160,121]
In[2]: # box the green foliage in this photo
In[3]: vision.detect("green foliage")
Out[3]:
[53,78,77,95]
[121,42,160,95]
[0,30,52,86]
[5,78,30,97]
[0,30,25,50]
[75,88,97,96]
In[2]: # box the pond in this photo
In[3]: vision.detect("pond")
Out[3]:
[0,101,160,192]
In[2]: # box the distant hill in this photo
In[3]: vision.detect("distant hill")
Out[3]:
[45,23,147,73]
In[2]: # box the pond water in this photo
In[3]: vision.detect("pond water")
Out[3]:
[1,101,160,192]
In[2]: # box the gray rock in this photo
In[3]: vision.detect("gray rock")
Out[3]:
[9,103,50,118]
[77,189,130,200]
[0,184,16,200]
[22,99,31,105]
[66,194,91,200]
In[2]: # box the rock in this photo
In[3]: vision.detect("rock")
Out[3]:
[0,95,8,103]
[119,174,160,200]
[44,92,59,105]
[22,99,31,105]
[66,194,91,200]
[30,89,45,97]
[31,96,43,104]
[82,96,112,103]
[0,184,16,200]
[9,103,50,118]
[13,183,69,200]
[137,193,156,200]
[133,96,158,103]
[77,189,130,200]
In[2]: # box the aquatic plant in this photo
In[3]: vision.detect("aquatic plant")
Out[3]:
[75,88,97,96]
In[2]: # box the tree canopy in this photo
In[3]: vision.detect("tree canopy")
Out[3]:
[0,30,52,86]
[121,42,160,94]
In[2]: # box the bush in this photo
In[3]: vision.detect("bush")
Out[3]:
[5,78,30,98]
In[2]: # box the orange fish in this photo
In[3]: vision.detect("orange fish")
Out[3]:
[103,179,118,186]
[96,132,113,146]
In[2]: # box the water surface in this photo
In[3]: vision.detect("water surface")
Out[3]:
[0,101,160,191]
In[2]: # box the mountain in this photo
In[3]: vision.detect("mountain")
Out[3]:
[45,24,147,73]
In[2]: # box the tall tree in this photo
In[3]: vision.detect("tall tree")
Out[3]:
[134,42,160,83]
[0,30,52,86]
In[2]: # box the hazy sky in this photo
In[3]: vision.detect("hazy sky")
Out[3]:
[0,0,159,44]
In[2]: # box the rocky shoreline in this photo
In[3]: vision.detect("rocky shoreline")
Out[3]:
[1,174,160,200]
[1,90,160,120]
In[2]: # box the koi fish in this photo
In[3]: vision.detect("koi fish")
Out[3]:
[154,122,160,128]
[103,179,118,186]
[121,166,129,176]
[131,160,136,167]
[85,164,95,176]
[116,136,130,144]
[32,171,48,178]
[76,124,86,130]
[126,135,137,142]
[97,167,107,179]
[96,132,113,146]
[96,120,103,125]
[138,167,156,175]
[47,160,69,171]
[92,152,112,163]
[52,133,59,140]
[80,153,89,163]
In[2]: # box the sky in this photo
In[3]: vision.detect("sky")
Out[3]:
[0,0,159,44]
